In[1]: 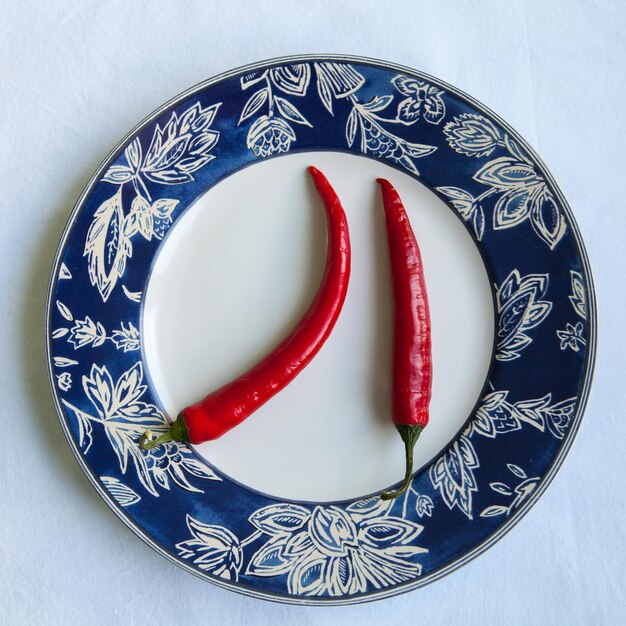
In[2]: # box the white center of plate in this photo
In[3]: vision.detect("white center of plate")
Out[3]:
[142,152,494,502]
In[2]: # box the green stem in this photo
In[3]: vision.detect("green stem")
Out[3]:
[139,413,189,450]
[380,424,424,500]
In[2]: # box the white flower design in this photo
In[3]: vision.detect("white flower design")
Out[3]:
[480,465,539,518]
[62,362,219,495]
[442,114,567,248]
[246,115,297,157]
[431,387,576,519]
[238,62,439,175]
[392,75,446,125]
[101,476,141,507]
[69,316,107,349]
[430,434,479,519]
[444,113,501,157]
[557,271,587,353]
[239,501,426,596]
[557,321,586,352]
[177,515,243,581]
[415,494,434,518]
[495,270,552,361]
[56,372,72,392]
[111,322,140,352]
[569,271,587,319]
[54,304,140,352]
[87,101,221,301]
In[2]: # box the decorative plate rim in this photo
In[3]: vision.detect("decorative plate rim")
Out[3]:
[45,53,597,605]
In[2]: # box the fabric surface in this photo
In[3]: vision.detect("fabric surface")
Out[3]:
[0,1,623,623]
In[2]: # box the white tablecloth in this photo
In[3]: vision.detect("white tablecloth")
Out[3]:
[1,1,623,623]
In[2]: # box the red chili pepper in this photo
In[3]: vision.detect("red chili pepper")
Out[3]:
[377,178,432,500]
[140,167,351,450]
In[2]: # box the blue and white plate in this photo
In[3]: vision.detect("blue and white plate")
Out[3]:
[46,55,596,604]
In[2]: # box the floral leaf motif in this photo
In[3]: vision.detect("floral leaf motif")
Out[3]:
[309,507,357,557]
[62,400,93,453]
[246,535,295,576]
[507,464,527,479]
[177,515,242,581]
[473,205,486,240]
[514,394,551,430]
[243,500,426,596]
[392,76,446,126]
[64,362,219,495]
[473,390,522,437]
[56,300,73,321]
[430,435,479,519]
[359,517,424,552]
[493,188,533,229]
[345,109,358,147]
[480,505,508,518]
[238,88,269,124]
[270,64,311,96]
[289,556,328,596]
[68,316,107,349]
[249,503,310,535]
[545,398,576,439]
[58,263,72,280]
[397,97,421,123]
[314,62,365,100]
[125,196,179,242]
[530,188,566,249]
[437,186,475,219]
[422,86,446,124]
[557,322,586,352]
[490,482,513,496]
[392,75,420,96]
[569,271,587,319]
[111,322,140,352]
[316,69,334,115]
[361,95,393,112]
[415,494,434,518]
[346,497,392,521]
[54,356,78,367]
[241,70,268,90]
[495,270,552,361]
[504,135,529,163]
[436,186,485,240]
[102,165,133,185]
[246,115,296,157]
[444,113,501,157]
[52,328,69,339]
[142,102,220,184]
[101,476,141,507]
[481,467,539,519]
[81,363,163,495]
[122,285,142,302]
[124,138,142,172]
[84,187,132,302]
[358,114,436,175]
[274,96,312,126]
[474,157,540,190]
[314,62,365,114]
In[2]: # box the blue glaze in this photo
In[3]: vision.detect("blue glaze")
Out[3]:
[46,55,596,604]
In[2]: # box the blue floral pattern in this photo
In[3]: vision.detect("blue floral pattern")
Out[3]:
[47,57,594,603]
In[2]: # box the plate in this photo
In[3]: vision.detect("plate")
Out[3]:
[46,55,596,604]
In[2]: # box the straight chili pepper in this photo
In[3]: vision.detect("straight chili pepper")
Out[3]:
[140,166,351,450]
[377,178,432,500]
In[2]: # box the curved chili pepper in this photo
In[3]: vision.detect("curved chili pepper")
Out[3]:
[377,178,432,500]
[140,167,351,450]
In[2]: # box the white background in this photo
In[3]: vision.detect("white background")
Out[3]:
[1,1,624,624]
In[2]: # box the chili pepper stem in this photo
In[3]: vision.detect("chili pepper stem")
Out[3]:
[380,424,424,500]
[139,413,190,451]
